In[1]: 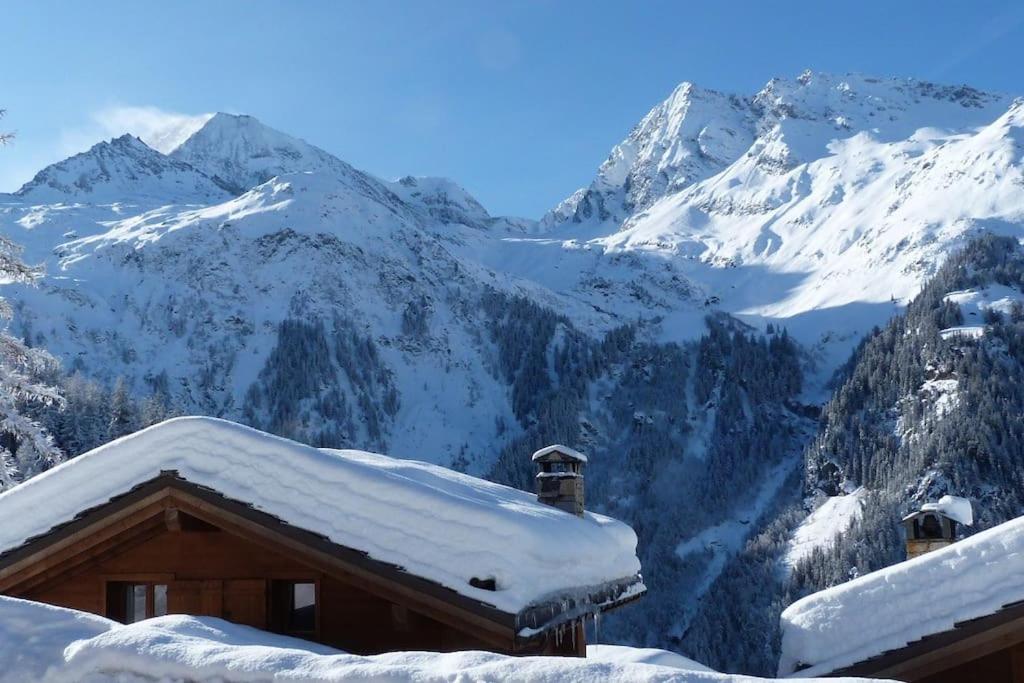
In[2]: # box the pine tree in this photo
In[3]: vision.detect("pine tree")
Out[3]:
[107,377,138,440]
[0,235,64,487]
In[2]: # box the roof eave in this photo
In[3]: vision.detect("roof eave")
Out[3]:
[514,575,646,642]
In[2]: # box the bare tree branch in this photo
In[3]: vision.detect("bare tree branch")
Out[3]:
[0,109,13,145]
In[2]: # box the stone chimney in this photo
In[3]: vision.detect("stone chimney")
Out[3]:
[902,495,973,560]
[531,445,586,517]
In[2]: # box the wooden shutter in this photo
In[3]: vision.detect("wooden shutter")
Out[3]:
[168,580,202,615]
[168,580,224,617]
[223,579,267,628]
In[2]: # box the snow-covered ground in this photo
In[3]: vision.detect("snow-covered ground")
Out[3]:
[0,417,641,614]
[944,284,1024,320]
[917,378,960,419]
[783,488,865,569]
[939,325,986,340]
[0,595,889,683]
[779,511,1024,677]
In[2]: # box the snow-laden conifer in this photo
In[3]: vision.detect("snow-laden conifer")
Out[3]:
[0,234,63,487]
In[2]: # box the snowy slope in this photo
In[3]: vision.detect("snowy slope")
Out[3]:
[783,488,865,569]
[0,125,586,472]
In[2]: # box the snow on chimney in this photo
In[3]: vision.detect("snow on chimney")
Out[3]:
[902,495,973,560]
[532,445,586,517]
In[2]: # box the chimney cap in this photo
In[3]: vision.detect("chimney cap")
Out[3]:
[531,444,587,463]
[901,495,974,526]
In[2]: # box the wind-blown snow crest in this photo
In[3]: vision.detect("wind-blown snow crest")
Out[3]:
[14,135,229,204]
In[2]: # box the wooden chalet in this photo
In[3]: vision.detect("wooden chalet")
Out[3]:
[779,499,1024,683]
[0,418,644,657]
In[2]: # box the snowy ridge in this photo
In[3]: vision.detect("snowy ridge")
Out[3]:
[0,417,641,614]
[15,135,230,204]
[541,82,756,227]
[779,513,1024,677]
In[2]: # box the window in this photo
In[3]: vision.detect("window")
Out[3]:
[918,514,945,540]
[107,582,168,624]
[270,580,317,636]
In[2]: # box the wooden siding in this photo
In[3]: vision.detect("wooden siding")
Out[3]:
[21,521,509,654]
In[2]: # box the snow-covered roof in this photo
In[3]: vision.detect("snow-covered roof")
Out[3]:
[908,495,974,526]
[779,514,1024,677]
[531,444,588,463]
[0,417,640,615]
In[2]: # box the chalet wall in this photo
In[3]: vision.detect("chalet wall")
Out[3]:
[20,525,499,655]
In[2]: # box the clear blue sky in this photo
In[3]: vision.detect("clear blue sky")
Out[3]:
[4,0,1024,218]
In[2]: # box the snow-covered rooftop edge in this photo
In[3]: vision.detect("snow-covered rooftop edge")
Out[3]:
[0,417,642,615]
[779,513,1024,677]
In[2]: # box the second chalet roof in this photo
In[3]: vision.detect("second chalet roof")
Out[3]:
[778,513,1024,677]
[0,417,641,614]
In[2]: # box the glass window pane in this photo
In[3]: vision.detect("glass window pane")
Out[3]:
[291,583,316,632]
[128,584,147,623]
[154,584,168,617]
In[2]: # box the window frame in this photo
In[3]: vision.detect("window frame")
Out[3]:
[269,578,320,638]
[105,579,170,624]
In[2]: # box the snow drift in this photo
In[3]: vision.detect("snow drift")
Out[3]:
[0,595,890,683]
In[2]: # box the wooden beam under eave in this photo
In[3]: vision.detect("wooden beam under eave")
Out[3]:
[836,606,1024,681]
[14,516,170,597]
[0,495,174,593]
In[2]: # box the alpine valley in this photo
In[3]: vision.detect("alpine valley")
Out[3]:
[3,70,1024,675]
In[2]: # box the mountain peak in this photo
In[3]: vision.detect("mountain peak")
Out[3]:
[388,176,491,228]
[15,134,228,204]
[544,70,1014,228]
[541,78,754,227]
[169,112,363,196]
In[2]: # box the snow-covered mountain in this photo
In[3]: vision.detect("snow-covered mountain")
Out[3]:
[537,71,1024,379]
[0,113,604,474]
[3,71,1024,673]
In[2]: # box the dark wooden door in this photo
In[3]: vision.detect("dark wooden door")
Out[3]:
[223,579,267,628]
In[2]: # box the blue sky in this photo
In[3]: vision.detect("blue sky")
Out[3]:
[4,0,1024,217]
